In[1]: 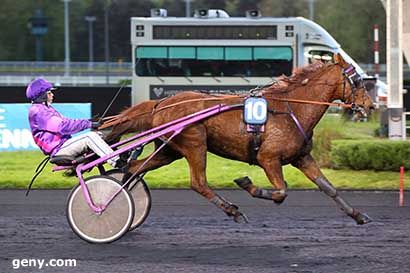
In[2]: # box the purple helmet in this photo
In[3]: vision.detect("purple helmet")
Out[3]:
[26,78,55,101]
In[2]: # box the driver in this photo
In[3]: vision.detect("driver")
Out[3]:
[26,78,121,167]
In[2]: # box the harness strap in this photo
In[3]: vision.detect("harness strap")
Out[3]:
[281,101,309,144]
[152,96,241,114]
[100,91,355,129]
[99,96,243,129]
[289,111,309,143]
[264,96,353,108]
[26,156,50,196]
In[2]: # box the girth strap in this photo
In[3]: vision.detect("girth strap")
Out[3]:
[248,132,261,165]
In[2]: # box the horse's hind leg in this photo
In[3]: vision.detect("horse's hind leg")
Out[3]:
[292,153,372,225]
[234,159,288,204]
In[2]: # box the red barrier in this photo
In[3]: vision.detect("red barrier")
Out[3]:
[400,166,405,207]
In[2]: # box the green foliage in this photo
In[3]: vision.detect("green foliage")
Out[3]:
[0,0,386,63]
[0,150,407,190]
[331,140,410,171]
[118,79,131,85]
[311,124,343,167]
[0,0,36,60]
[311,114,379,167]
[258,0,307,17]
[315,0,386,63]
[0,115,404,190]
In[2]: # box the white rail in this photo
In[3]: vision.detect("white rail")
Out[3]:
[0,75,130,86]
[404,111,410,138]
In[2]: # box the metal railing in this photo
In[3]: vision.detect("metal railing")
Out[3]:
[405,112,410,137]
[0,61,408,86]
[0,61,132,76]
[0,61,132,86]
[0,75,130,86]
[0,61,408,76]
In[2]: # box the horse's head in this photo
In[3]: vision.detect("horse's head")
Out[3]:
[333,53,374,118]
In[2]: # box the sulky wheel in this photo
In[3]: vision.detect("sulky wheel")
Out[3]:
[66,175,134,244]
[105,169,152,231]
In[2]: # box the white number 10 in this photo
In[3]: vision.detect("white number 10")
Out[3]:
[244,98,267,124]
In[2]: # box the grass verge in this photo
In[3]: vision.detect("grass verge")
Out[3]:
[0,150,407,190]
[1,114,407,190]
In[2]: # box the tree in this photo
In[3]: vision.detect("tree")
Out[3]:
[315,0,386,63]
[0,0,387,63]
[258,0,307,17]
[0,0,37,60]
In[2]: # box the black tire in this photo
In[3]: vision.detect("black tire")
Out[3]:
[66,175,134,243]
[105,169,152,231]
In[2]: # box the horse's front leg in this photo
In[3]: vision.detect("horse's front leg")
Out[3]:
[234,159,288,204]
[292,153,372,225]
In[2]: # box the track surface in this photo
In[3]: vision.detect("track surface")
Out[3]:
[0,189,409,273]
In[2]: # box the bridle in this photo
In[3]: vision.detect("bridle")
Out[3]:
[261,62,365,110]
[341,64,361,103]
[340,63,368,117]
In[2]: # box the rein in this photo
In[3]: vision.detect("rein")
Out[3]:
[263,96,353,108]
[153,93,356,113]
[152,96,243,113]
[101,94,355,129]
[99,96,240,129]
[101,63,361,129]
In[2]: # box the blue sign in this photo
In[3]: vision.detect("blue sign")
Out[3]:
[0,103,91,151]
[244,97,268,125]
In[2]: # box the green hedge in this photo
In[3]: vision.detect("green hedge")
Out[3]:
[331,140,410,171]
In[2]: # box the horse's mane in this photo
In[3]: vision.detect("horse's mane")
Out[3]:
[265,61,329,93]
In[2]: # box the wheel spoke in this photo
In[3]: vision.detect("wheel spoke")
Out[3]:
[67,175,134,243]
[105,170,152,231]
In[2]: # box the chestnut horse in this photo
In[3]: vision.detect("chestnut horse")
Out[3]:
[104,54,374,225]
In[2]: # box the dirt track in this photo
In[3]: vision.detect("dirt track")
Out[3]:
[0,189,409,273]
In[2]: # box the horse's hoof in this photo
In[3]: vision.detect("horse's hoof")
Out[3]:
[273,196,286,205]
[234,176,253,189]
[354,212,373,225]
[273,190,287,205]
[233,211,249,224]
[224,203,249,223]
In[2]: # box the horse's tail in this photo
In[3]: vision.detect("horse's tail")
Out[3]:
[124,99,157,131]
[102,100,158,142]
